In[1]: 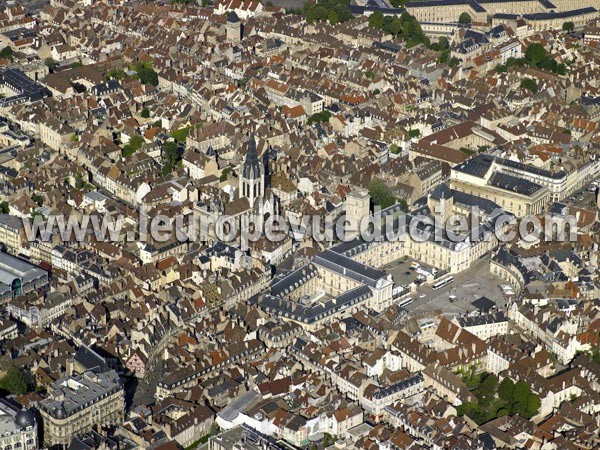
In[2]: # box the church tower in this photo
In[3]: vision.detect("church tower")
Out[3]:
[227,11,242,43]
[239,131,264,206]
[346,187,370,238]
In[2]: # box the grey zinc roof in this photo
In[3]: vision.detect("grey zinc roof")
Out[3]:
[40,370,122,419]
[371,374,424,400]
[456,311,507,328]
[0,214,23,230]
[313,250,387,287]
[217,390,260,423]
[453,154,494,178]
[489,172,544,196]
[0,253,47,287]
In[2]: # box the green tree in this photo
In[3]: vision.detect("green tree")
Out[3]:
[458,12,472,24]
[520,78,537,93]
[562,21,574,33]
[399,198,409,212]
[327,10,339,25]
[304,0,352,25]
[439,49,450,64]
[105,69,126,80]
[307,111,331,125]
[44,57,57,71]
[368,11,385,29]
[525,393,541,418]
[0,46,13,59]
[132,61,159,86]
[162,140,180,176]
[389,17,402,36]
[0,366,28,395]
[402,21,412,40]
[31,193,44,206]
[220,167,232,182]
[75,173,86,190]
[0,201,8,214]
[141,108,150,119]
[477,373,498,400]
[525,43,547,66]
[122,135,145,157]
[368,178,396,209]
[389,144,400,154]
[498,377,515,402]
[170,126,192,142]
[513,380,530,399]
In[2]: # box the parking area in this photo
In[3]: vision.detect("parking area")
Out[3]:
[384,257,436,289]
[401,258,509,316]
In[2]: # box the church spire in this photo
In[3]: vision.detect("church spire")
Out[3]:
[242,131,261,180]
[239,130,265,205]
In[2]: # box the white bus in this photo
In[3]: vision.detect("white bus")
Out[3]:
[432,276,454,290]
[398,297,414,308]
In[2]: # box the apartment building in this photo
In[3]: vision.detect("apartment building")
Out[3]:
[422,364,476,406]
[407,0,598,26]
[0,214,24,254]
[406,0,487,24]
[454,312,509,340]
[493,7,599,31]
[39,370,124,446]
[0,400,37,450]
[7,291,72,328]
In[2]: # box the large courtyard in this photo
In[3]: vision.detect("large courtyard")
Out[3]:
[385,256,510,316]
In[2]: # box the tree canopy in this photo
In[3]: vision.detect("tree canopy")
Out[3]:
[368,179,396,209]
[131,61,159,86]
[520,78,537,93]
[458,12,472,24]
[0,46,13,59]
[162,141,181,176]
[304,0,352,25]
[498,377,514,402]
[0,366,28,395]
[525,43,547,65]
[367,11,429,47]
[307,111,331,126]
[123,135,145,157]
[495,44,567,75]
[457,373,541,424]
[45,57,57,71]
